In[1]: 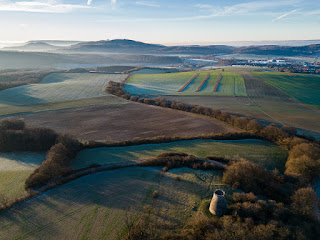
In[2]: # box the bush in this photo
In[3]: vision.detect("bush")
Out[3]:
[152,190,159,198]
[285,143,320,181]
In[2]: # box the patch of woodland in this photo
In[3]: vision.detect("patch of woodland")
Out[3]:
[222,160,298,203]
[124,190,320,240]
[106,81,320,184]
[139,152,225,171]
[0,119,58,152]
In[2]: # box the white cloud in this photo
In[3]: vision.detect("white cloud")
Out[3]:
[111,0,117,9]
[272,9,299,22]
[101,0,302,22]
[0,1,91,13]
[87,0,92,6]
[136,1,160,8]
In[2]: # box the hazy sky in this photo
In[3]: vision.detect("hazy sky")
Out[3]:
[0,0,319,44]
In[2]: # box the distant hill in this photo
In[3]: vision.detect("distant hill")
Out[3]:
[3,42,58,52]
[0,51,182,70]
[65,39,320,57]
[69,39,165,53]
[235,44,320,56]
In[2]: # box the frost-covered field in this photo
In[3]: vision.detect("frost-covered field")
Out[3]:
[0,152,46,203]
[124,70,247,96]
[0,167,225,239]
[0,73,127,107]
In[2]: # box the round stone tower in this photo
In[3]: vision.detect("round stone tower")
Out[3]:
[209,189,227,216]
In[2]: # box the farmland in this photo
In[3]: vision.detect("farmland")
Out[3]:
[17,101,239,141]
[0,73,127,107]
[252,71,320,108]
[164,69,320,139]
[0,167,227,239]
[0,152,46,204]
[124,70,247,96]
[73,139,288,172]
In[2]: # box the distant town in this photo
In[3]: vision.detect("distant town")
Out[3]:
[182,56,320,74]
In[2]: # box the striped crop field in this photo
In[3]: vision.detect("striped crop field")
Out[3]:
[0,73,127,107]
[213,73,222,92]
[73,139,288,172]
[195,73,210,92]
[0,167,227,239]
[178,73,199,92]
[124,70,247,96]
[0,152,46,204]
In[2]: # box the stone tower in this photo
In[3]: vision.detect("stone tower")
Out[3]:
[209,189,227,216]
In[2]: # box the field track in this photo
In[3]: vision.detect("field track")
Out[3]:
[195,73,210,92]
[177,73,199,92]
[213,73,222,92]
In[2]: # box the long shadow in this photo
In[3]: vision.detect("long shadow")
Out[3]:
[0,152,46,168]
[0,166,220,238]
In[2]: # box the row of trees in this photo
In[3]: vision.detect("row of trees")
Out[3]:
[139,152,225,172]
[25,135,82,189]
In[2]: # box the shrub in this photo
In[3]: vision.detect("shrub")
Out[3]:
[152,190,159,198]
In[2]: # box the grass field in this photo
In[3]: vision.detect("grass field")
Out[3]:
[0,167,226,239]
[73,139,288,172]
[252,72,320,108]
[0,152,46,204]
[124,70,247,96]
[0,73,127,107]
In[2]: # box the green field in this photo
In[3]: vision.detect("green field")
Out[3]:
[124,70,247,96]
[0,73,127,108]
[252,72,320,108]
[0,152,46,203]
[73,139,288,172]
[0,167,227,239]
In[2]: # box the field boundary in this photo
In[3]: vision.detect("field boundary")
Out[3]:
[213,73,222,92]
[177,73,199,92]
[122,74,132,85]
[195,73,210,92]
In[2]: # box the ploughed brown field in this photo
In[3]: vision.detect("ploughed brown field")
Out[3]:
[18,101,240,141]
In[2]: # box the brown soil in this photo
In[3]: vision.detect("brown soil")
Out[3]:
[18,101,240,141]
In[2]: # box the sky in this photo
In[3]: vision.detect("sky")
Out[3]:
[0,0,319,45]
